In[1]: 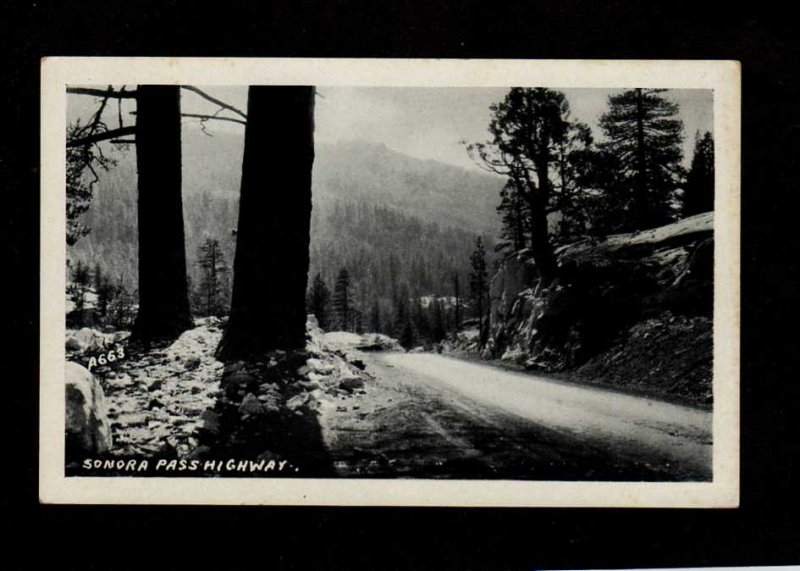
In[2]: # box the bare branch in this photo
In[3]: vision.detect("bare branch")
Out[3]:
[181,113,247,126]
[180,86,247,120]
[67,126,137,148]
[67,87,137,98]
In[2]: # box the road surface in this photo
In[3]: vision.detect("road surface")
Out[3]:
[317,351,712,481]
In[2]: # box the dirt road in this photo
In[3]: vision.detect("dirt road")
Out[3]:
[317,351,712,481]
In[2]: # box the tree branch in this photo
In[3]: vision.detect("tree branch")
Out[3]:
[180,86,247,120]
[67,126,137,148]
[181,113,247,126]
[67,87,137,98]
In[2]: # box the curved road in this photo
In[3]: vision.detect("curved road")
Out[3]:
[318,351,712,481]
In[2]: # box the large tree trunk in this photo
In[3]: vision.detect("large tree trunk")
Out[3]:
[131,85,193,342]
[529,158,557,285]
[216,86,315,361]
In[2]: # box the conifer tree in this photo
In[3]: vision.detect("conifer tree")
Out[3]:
[469,237,490,344]
[369,299,381,333]
[683,131,715,216]
[217,86,316,360]
[468,88,574,283]
[195,238,228,317]
[333,268,352,331]
[599,88,684,230]
[307,272,331,329]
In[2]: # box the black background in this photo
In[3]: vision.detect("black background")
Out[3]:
[3,1,798,569]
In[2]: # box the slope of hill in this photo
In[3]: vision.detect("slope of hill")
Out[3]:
[68,133,502,300]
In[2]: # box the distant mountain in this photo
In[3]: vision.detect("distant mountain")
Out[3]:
[69,132,503,294]
[313,140,502,236]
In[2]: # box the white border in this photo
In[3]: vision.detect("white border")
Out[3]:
[40,58,740,506]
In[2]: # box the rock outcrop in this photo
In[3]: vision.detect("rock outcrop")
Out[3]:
[482,213,714,404]
[65,362,113,457]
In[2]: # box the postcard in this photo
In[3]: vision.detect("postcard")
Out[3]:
[40,58,740,506]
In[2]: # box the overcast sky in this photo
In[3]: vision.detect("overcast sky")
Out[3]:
[70,86,713,172]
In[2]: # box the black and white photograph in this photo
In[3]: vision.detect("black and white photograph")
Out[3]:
[40,58,740,506]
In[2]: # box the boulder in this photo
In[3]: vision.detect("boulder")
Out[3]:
[65,362,112,455]
[339,376,365,392]
[238,393,264,416]
[65,327,112,354]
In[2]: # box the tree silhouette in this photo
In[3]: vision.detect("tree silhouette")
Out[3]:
[217,86,316,360]
[131,85,193,342]
[195,238,229,317]
[307,272,331,329]
[683,131,715,216]
[333,268,352,331]
[599,88,684,230]
[469,237,490,345]
[468,88,574,283]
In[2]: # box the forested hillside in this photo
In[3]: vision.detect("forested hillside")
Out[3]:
[68,132,499,331]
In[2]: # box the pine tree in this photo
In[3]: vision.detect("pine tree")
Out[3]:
[369,299,381,333]
[469,237,489,344]
[69,260,92,317]
[413,296,430,342]
[93,264,116,322]
[683,131,715,216]
[430,297,446,342]
[333,268,352,331]
[216,86,316,360]
[66,121,117,246]
[307,272,331,329]
[452,272,462,331]
[132,85,193,342]
[599,88,685,230]
[496,177,529,252]
[195,238,228,317]
[468,88,573,283]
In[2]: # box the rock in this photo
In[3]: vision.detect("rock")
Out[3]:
[296,365,311,376]
[65,362,112,455]
[224,361,246,375]
[184,357,201,370]
[258,382,280,395]
[349,359,366,370]
[238,393,264,416]
[307,371,327,384]
[185,445,212,460]
[111,331,131,344]
[339,376,365,392]
[356,333,404,352]
[286,394,308,411]
[199,410,221,435]
[148,379,164,391]
[307,358,336,375]
[65,327,112,354]
[297,380,322,392]
[225,371,256,386]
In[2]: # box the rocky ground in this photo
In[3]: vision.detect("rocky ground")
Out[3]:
[439,213,715,408]
[575,311,713,407]
[65,318,380,476]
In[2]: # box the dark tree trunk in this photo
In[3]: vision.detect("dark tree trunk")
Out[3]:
[216,86,315,361]
[131,85,193,342]
[452,273,461,330]
[530,158,557,285]
[635,88,648,221]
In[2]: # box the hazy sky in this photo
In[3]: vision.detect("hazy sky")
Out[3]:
[70,86,713,171]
